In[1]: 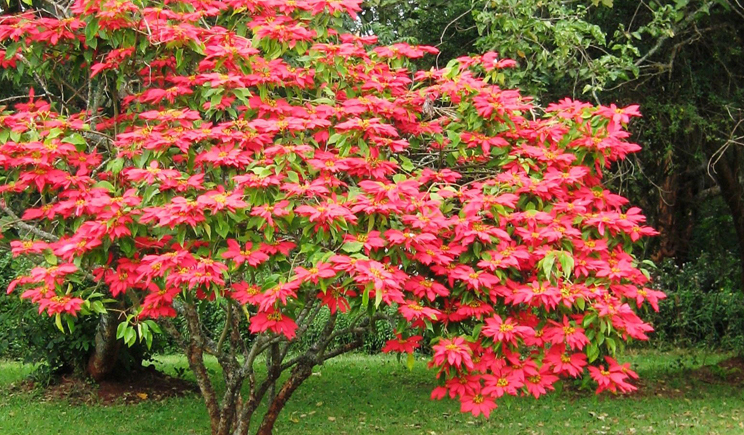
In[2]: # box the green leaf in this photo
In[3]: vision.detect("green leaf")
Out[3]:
[85,18,100,49]
[107,158,125,175]
[216,217,230,239]
[264,225,274,241]
[176,227,187,246]
[406,353,415,371]
[583,313,598,328]
[400,156,415,172]
[341,241,364,253]
[46,128,64,140]
[55,314,64,333]
[124,327,136,347]
[558,251,574,278]
[361,285,370,308]
[91,301,107,315]
[606,336,617,355]
[175,48,184,68]
[587,343,599,363]
[44,251,58,266]
[328,133,344,144]
[541,252,556,278]
[148,320,162,334]
[4,42,19,61]
[62,133,86,146]
[576,298,586,311]
[116,321,128,340]
[93,180,115,192]
[65,316,76,334]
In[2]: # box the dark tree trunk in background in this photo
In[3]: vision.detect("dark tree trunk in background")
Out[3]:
[652,154,697,263]
[86,312,121,381]
[709,145,744,291]
[654,155,680,260]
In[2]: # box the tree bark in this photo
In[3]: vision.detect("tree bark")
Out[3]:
[255,363,315,435]
[181,303,221,434]
[653,154,680,260]
[86,312,121,381]
[709,145,744,290]
[652,153,698,263]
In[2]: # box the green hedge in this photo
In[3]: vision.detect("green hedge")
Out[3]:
[646,255,744,351]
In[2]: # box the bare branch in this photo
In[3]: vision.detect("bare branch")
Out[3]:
[634,1,718,67]
[435,6,474,69]
[0,202,59,242]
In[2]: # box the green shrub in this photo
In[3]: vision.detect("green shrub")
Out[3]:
[0,251,158,383]
[298,307,396,355]
[648,255,744,351]
[0,252,96,380]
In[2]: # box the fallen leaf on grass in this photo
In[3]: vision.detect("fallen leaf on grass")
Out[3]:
[589,411,607,421]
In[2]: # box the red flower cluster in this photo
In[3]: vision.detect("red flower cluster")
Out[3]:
[0,0,661,417]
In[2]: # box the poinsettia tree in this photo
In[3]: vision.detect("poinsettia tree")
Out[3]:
[0,0,663,434]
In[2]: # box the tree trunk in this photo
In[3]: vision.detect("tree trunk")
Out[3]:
[652,153,698,263]
[86,312,121,381]
[255,363,315,435]
[653,154,680,260]
[709,145,744,291]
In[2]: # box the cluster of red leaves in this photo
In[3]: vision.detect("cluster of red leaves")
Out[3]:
[0,0,663,416]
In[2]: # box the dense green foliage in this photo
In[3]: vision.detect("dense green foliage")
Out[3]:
[0,252,97,381]
[648,198,744,350]
[0,251,159,383]
[651,257,744,350]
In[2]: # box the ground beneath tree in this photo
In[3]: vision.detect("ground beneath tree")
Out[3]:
[552,355,744,400]
[21,365,198,405]
[14,355,744,405]
[626,355,744,399]
[688,355,744,385]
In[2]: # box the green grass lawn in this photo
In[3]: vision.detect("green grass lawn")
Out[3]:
[1,349,743,435]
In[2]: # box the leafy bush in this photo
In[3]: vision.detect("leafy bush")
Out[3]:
[0,251,158,383]
[648,255,744,351]
[298,307,396,355]
[0,251,97,382]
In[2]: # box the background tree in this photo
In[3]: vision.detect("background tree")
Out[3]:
[357,0,479,68]
[379,0,742,290]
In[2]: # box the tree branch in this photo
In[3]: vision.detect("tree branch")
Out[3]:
[634,1,718,67]
[0,202,59,242]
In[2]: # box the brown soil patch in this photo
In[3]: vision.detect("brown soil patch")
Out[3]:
[23,365,197,405]
[629,377,694,398]
[629,356,744,399]
[558,356,744,400]
[689,356,744,385]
